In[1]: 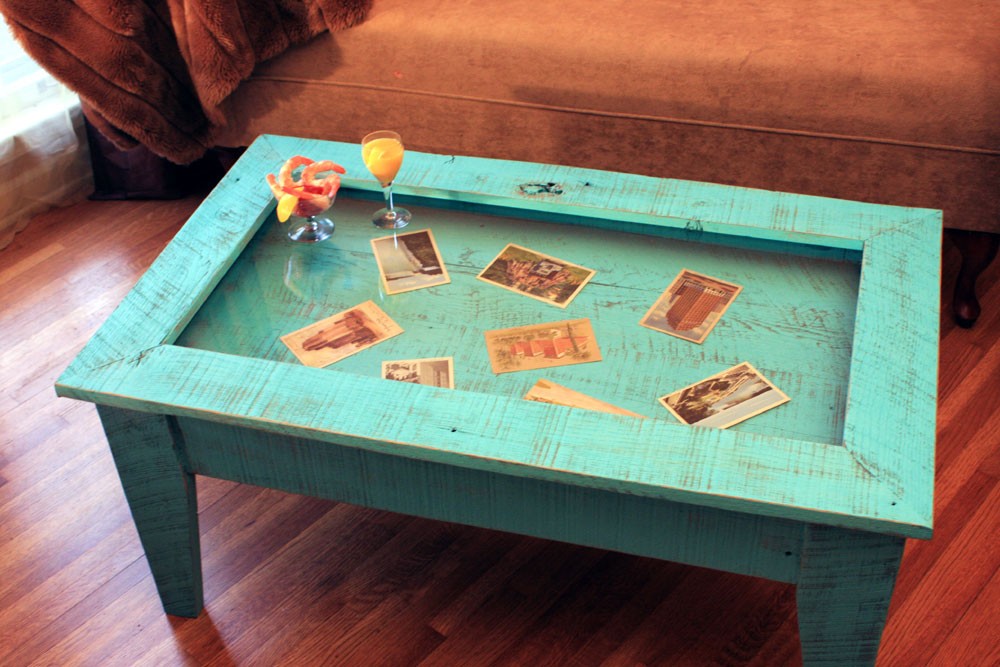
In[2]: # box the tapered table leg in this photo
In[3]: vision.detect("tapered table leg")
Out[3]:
[796,524,905,666]
[97,405,203,617]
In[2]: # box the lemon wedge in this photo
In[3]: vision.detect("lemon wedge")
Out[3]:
[277,193,299,222]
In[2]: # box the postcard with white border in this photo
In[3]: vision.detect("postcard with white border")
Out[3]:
[477,243,596,308]
[658,362,789,429]
[371,229,450,295]
[484,318,601,374]
[640,269,743,343]
[382,357,455,389]
[524,378,645,417]
[280,300,403,368]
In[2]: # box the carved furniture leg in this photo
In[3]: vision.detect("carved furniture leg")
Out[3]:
[97,405,203,617]
[796,524,905,666]
[949,229,1000,328]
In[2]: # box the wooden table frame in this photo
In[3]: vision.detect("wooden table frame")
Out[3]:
[57,135,940,666]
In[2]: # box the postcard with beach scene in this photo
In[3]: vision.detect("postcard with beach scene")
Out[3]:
[658,362,789,429]
[484,318,601,374]
[640,269,743,343]
[524,378,645,417]
[280,300,403,368]
[382,357,455,389]
[371,229,450,295]
[477,243,596,308]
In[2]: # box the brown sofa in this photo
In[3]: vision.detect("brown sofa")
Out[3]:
[211,0,999,325]
[15,0,993,323]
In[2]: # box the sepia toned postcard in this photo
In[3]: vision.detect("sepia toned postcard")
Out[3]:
[280,300,403,368]
[640,269,743,343]
[371,229,450,295]
[658,362,789,429]
[381,357,455,389]
[477,243,596,308]
[484,318,602,374]
[524,378,645,417]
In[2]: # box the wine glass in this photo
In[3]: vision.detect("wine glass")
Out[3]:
[361,130,411,229]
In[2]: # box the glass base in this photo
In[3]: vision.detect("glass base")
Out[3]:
[288,215,335,243]
[372,207,412,230]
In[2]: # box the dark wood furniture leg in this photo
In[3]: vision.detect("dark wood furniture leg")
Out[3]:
[949,230,1000,328]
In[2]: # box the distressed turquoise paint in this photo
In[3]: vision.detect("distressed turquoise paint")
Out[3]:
[57,134,940,664]
[176,196,859,446]
[96,405,203,617]
[178,416,805,584]
[796,524,906,665]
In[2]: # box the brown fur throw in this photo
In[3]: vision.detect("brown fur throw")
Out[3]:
[1,0,370,163]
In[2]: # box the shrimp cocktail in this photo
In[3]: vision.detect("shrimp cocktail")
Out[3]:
[361,131,411,229]
[266,156,346,242]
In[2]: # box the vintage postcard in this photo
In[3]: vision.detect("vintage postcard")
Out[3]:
[524,378,645,417]
[381,357,455,389]
[371,228,450,295]
[640,269,743,343]
[280,300,403,368]
[658,362,789,429]
[477,243,596,308]
[484,318,602,374]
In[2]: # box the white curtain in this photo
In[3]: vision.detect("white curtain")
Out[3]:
[0,21,93,250]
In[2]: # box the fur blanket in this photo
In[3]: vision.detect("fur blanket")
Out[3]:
[1,0,370,163]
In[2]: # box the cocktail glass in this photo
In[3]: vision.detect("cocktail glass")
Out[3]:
[361,130,411,229]
[268,158,344,243]
[286,210,335,243]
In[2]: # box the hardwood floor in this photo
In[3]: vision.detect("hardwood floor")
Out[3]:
[1,197,997,666]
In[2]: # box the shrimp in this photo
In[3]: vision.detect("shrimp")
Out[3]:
[265,155,346,220]
[302,160,346,184]
[277,155,314,187]
[316,173,342,197]
[265,173,284,199]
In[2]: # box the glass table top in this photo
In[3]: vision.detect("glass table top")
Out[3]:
[176,193,859,447]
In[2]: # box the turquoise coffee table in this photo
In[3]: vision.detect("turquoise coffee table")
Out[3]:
[57,135,940,666]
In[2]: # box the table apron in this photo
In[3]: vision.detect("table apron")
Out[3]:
[177,415,804,584]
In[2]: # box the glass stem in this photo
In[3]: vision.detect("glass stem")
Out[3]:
[383,183,395,212]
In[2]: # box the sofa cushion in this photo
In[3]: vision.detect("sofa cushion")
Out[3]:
[218,0,999,232]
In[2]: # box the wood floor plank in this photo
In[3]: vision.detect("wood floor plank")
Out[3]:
[494,551,687,667]
[0,524,145,666]
[417,541,607,667]
[877,479,1000,667]
[192,505,409,664]
[926,563,1000,667]
[31,570,184,667]
[0,196,997,666]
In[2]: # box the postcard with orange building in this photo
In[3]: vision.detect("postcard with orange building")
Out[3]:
[281,300,403,368]
[477,244,596,308]
[640,269,743,343]
[483,318,602,374]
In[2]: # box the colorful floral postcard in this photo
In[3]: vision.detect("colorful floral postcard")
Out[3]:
[477,243,595,308]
